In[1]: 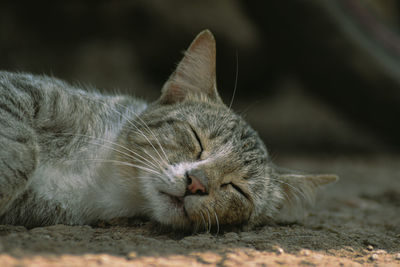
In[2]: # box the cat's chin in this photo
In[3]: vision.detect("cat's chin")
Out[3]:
[155,191,208,230]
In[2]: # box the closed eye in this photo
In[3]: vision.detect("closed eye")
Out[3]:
[220,182,249,200]
[190,126,203,160]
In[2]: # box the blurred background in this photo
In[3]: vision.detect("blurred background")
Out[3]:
[1,0,400,157]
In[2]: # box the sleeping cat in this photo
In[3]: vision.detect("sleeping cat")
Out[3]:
[0,30,337,231]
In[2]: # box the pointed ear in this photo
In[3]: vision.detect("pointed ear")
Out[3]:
[159,29,221,104]
[275,167,338,206]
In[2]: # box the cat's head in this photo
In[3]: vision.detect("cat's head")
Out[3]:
[120,30,338,231]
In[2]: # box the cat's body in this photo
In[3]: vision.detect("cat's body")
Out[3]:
[0,72,149,227]
[0,30,337,230]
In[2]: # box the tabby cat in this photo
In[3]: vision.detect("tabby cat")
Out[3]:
[0,30,337,231]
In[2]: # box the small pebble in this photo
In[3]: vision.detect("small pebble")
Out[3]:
[367,245,374,251]
[395,253,400,260]
[375,249,386,255]
[369,254,378,261]
[127,252,137,260]
[272,246,284,255]
[300,249,311,256]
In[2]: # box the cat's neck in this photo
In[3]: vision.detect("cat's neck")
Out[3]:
[83,161,147,221]
[70,99,151,222]
[29,95,150,224]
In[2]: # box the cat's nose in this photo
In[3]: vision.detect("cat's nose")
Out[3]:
[186,169,208,195]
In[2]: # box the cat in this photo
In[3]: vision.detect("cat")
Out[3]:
[0,30,338,231]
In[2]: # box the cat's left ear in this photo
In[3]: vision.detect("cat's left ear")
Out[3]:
[159,30,221,104]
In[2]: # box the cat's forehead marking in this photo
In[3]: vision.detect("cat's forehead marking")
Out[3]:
[163,139,235,182]
[165,160,206,181]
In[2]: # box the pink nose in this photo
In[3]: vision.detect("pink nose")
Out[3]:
[187,175,206,195]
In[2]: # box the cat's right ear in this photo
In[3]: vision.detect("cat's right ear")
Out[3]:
[159,30,222,104]
[273,166,339,207]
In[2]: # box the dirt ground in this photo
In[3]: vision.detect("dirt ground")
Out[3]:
[1,2,399,265]
[0,155,399,266]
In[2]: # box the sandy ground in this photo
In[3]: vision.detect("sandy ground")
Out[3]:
[0,155,399,266]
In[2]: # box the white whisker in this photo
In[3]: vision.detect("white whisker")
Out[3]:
[142,172,169,186]
[66,90,169,168]
[228,51,239,110]
[206,209,212,233]
[213,210,220,235]
[59,132,159,170]
[128,113,170,165]
[124,120,168,168]
[64,158,161,176]
[124,126,166,170]
[200,211,207,232]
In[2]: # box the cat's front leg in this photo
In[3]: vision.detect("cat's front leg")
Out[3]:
[0,121,38,215]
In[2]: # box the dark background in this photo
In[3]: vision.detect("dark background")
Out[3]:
[1,0,400,157]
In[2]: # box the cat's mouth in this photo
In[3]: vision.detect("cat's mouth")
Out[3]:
[160,192,185,208]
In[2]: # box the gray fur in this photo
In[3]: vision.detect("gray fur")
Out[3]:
[0,30,337,230]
